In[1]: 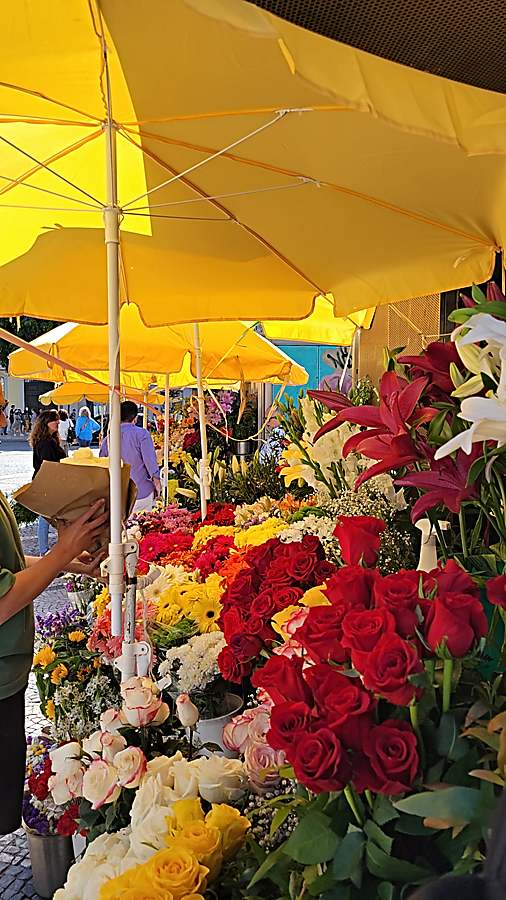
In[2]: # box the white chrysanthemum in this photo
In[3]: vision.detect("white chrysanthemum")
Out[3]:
[159,631,226,693]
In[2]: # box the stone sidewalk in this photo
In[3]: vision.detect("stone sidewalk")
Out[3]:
[0,526,69,900]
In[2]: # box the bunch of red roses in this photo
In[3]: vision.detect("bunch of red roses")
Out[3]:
[250,517,487,798]
[217,535,337,683]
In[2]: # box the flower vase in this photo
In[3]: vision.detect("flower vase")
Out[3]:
[415,519,450,572]
[194,693,243,758]
[25,828,74,899]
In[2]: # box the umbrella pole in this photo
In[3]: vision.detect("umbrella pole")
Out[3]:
[351,327,362,388]
[142,393,148,429]
[104,111,125,645]
[193,323,209,520]
[163,373,170,506]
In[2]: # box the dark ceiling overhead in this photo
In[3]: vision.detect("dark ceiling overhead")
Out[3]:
[248,0,506,94]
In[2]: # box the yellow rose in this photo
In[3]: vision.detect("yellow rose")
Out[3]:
[68,630,86,642]
[33,646,56,668]
[50,663,69,685]
[169,821,222,881]
[45,699,55,720]
[205,805,250,859]
[180,896,206,900]
[100,870,169,900]
[166,799,205,833]
[144,847,208,900]
[300,586,331,607]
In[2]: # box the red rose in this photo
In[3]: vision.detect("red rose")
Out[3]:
[218,646,251,683]
[333,516,386,567]
[225,569,260,607]
[424,592,487,657]
[356,720,419,796]
[219,608,245,642]
[300,534,326,559]
[56,807,79,837]
[273,586,304,611]
[252,655,312,706]
[341,607,397,670]
[361,633,423,705]
[246,538,281,576]
[268,701,315,750]
[229,633,264,663]
[244,615,275,643]
[292,605,348,664]
[305,665,374,749]
[293,728,351,793]
[324,566,376,609]
[264,556,296,587]
[313,560,338,583]
[373,570,422,637]
[251,589,278,619]
[487,574,506,610]
[283,547,318,584]
[430,559,479,598]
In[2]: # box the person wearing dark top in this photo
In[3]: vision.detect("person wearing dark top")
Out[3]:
[30,410,66,554]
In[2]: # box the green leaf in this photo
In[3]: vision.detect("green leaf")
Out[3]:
[394,787,493,825]
[270,805,291,837]
[373,793,400,827]
[321,887,351,900]
[378,882,395,900]
[436,712,457,757]
[248,842,287,888]
[364,821,393,854]
[283,811,340,865]
[471,284,487,303]
[366,842,430,883]
[331,831,365,887]
[395,814,437,836]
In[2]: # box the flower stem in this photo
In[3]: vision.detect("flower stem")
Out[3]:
[365,789,374,811]
[442,658,453,713]
[344,784,364,827]
[459,508,469,559]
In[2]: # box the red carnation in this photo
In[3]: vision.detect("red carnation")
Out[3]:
[333,516,386,567]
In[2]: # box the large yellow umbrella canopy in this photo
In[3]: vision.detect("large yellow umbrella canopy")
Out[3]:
[8,305,308,386]
[252,297,375,346]
[0,0,504,323]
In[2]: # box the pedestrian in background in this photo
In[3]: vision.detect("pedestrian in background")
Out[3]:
[57,410,71,455]
[8,405,14,434]
[100,400,161,514]
[30,410,65,555]
[75,406,100,448]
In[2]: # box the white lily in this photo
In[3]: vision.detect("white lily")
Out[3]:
[435,395,506,459]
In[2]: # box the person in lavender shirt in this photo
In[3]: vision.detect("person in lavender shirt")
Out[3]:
[100,400,161,514]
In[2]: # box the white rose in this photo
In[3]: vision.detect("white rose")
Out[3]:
[50,742,82,776]
[58,831,131,900]
[197,755,247,804]
[120,675,169,727]
[143,751,183,788]
[129,806,173,860]
[48,768,84,805]
[82,730,103,758]
[82,759,121,810]
[131,775,176,829]
[175,693,199,727]
[100,708,124,734]
[82,729,127,763]
[171,758,200,799]
[114,746,147,789]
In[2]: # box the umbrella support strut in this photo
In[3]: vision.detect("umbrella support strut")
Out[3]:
[193,323,210,520]
[162,373,170,505]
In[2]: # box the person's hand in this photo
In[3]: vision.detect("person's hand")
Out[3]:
[71,550,107,581]
[152,476,161,498]
[54,501,109,565]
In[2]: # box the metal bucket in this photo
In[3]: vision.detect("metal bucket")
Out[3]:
[25,828,74,898]
[236,439,255,459]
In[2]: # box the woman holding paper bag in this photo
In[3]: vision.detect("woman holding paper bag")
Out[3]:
[0,492,107,834]
[30,409,66,555]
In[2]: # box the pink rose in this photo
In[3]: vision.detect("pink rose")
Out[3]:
[114,747,147,789]
[244,739,285,796]
[83,730,127,763]
[223,705,271,754]
[82,760,121,810]
[120,676,169,728]
[48,768,84,805]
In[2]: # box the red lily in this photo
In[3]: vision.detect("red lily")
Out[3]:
[396,446,480,522]
[308,389,354,415]
[398,341,462,401]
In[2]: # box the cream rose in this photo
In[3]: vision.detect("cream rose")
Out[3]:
[176,692,199,727]
[82,759,121,810]
[100,707,124,734]
[82,729,127,763]
[48,768,84,805]
[143,751,183,787]
[171,758,201,799]
[196,755,247,804]
[57,830,131,900]
[50,742,82,776]
[114,746,147,789]
[120,676,170,727]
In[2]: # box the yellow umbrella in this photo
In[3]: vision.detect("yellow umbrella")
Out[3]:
[256,297,375,346]
[38,381,164,407]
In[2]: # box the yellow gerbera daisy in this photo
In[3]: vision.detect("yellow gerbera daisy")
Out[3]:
[191,594,222,633]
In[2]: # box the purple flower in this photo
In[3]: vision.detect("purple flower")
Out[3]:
[35,604,84,640]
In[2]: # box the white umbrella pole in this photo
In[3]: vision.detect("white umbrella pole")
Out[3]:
[104,109,124,642]
[163,373,170,505]
[351,327,362,389]
[193,323,209,520]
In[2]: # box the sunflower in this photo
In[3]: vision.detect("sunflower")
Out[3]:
[191,594,222,634]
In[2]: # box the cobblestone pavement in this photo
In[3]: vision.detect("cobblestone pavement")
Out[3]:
[0,521,69,900]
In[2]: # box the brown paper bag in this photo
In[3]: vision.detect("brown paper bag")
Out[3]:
[13,461,137,551]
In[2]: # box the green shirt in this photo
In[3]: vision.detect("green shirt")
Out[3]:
[0,491,34,699]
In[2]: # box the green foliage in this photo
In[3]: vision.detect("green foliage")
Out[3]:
[0,316,60,367]
[348,376,377,407]
[10,498,37,526]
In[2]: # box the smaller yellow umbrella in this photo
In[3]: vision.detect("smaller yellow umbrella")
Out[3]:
[38,381,164,407]
[256,297,375,345]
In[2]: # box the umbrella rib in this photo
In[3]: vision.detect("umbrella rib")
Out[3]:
[0,80,103,124]
[125,179,313,211]
[0,173,103,209]
[0,129,105,205]
[121,110,289,209]
[128,126,497,249]
[119,128,325,294]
